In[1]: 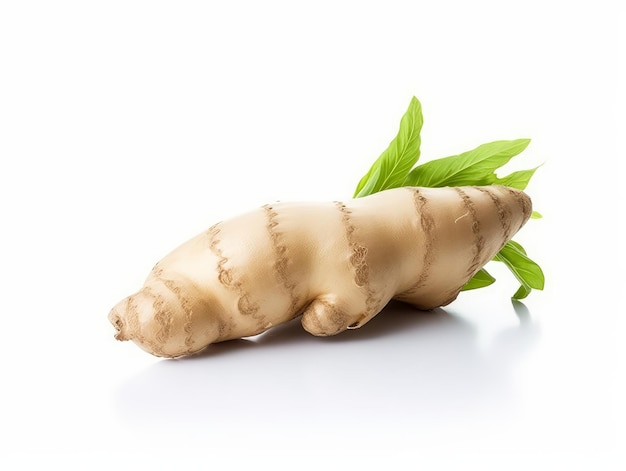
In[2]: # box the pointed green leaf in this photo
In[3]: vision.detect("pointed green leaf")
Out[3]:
[531,211,542,219]
[404,139,531,188]
[512,284,531,300]
[354,97,423,197]
[461,268,496,291]
[493,240,544,299]
[507,239,527,255]
[355,165,381,199]
[493,166,540,190]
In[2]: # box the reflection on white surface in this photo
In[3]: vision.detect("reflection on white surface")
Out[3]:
[115,301,540,446]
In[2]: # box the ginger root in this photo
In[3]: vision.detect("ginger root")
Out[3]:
[108,185,531,358]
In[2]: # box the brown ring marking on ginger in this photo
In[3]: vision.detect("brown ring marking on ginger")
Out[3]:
[453,187,485,278]
[158,277,195,352]
[126,293,166,356]
[143,286,171,345]
[399,188,436,298]
[207,223,264,327]
[264,204,301,313]
[502,186,532,224]
[475,186,512,245]
[334,201,379,321]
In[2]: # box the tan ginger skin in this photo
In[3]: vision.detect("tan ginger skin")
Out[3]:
[109,186,532,358]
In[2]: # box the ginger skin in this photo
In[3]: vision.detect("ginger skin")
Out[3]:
[108,186,531,358]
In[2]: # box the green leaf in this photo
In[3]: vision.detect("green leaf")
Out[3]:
[354,97,423,197]
[512,284,531,300]
[355,165,381,199]
[507,239,527,255]
[531,211,542,219]
[493,166,540,190]
[461,268,496,291]
[403,139,531,188]
[493,240,544,299]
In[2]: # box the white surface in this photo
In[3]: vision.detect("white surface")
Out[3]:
[1,1,623,469]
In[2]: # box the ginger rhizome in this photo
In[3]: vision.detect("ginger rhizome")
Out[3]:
[109,185,531,358]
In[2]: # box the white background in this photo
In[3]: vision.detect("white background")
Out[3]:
[1,1,623,469]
